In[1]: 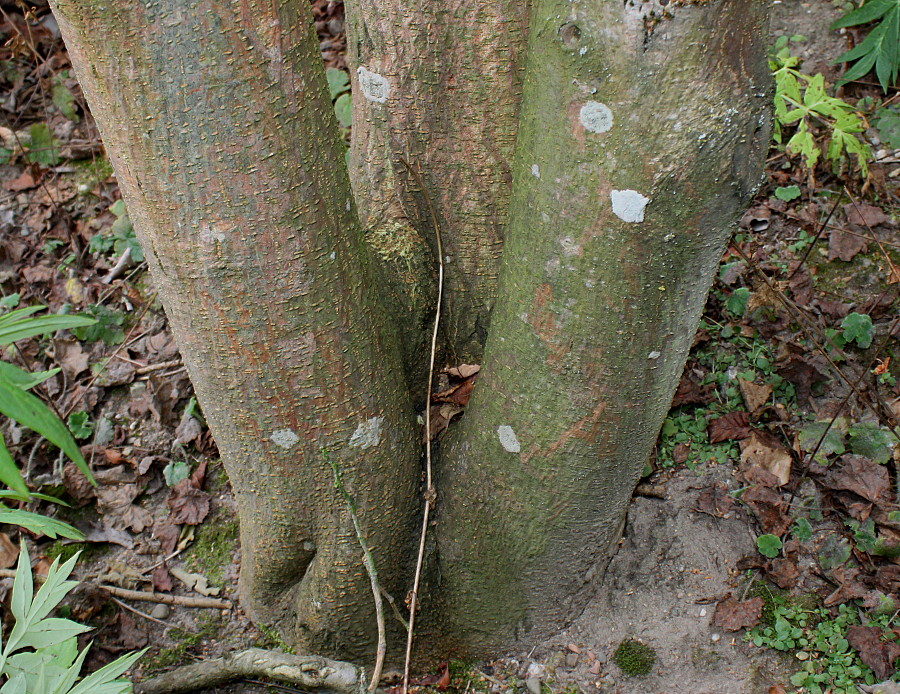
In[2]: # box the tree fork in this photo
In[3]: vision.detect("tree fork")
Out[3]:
[49,0,420,660]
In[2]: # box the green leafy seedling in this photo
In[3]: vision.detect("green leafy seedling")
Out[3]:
[66,412,93,440]
[792,518,813,542]
[757,534,783,558]
[840,312,874,349]
[726,287,751,317]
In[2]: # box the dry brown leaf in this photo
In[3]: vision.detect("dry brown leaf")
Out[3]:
[151,563,173,592]
[829,228,868,262]
[672,442,690,465]
[694,482,735,518]
[739,379,773,416]
[0,533,17,569]
[96,483,152,533]
[766,557,800,589]
[741,485,792,535]
[63,462,96,505]
[740,431,792,486]
[167,483,210,525]
[3,171,35,191]
[49,338,89,378]
[445,364,480,379]
[845,203,890,228]
[822,455,890,504]
[847,625,900,680]
[712,595,763,631]
[708,411,751,443]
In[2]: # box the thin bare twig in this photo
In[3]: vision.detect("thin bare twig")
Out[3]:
[109,595,187,631]
[324,449,386,692]
[398,156,443,694]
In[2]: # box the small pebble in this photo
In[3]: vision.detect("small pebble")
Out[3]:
[567,643,581,654]
[711,633,721,643]
[588,661,602,675]
[699,608,707,617]
[565,653,579,668]
[525,676,542,694]
[526,662,545,678]
[150,604,171,620]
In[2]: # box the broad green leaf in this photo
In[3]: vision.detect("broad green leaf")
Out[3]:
[831,0,895,29]
[0,434,29,498]
[67,647,145,694]
[0,362,61,391]
[51,72,78,122]
[109,199,127,217]
[334,93,352,128]
[9,542,33,629]
[818,534,851,570]
[0,672,26,694]
[0,314,96,346]
[14,618,89,651]
[0,507,83,540]
[325,67,350,99]
[840,311,874,348]
[25,123,59,166]
[872,104,900,147]
[792,517,813,542]
[163,460,190,487]
[774,185,801,202]
[0,378,95,485]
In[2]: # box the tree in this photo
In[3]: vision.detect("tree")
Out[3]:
[48,0,772,662]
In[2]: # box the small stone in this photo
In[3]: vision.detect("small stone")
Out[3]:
[710,633,721,643]
[567,643,582,654]
[588,661,602,675]
[699,608,707,617]
[526,677,542,694]
[150,604,171,620]
[566,653,579,668]
[527,663,545,678]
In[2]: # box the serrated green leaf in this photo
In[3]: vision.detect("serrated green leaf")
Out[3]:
[726,287,750,317]
[832,3,899,92]
[840,311,874,348]
[818,534,852,570]
[108,199,127,218]
[792,517,813,542]
[872,105,900,147]
[847,421,895,463]
[0,377,95,485]
[0,434,29,499]
[757,534,783,558]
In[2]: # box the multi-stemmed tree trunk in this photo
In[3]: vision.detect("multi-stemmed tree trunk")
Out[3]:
[49,0,771,661]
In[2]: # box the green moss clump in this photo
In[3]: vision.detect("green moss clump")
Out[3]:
[613,639,656,677]
[184,515,238,585]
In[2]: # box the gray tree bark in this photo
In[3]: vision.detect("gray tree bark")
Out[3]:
[49,0,771,662]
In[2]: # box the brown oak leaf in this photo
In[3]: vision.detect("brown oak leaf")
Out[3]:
[712,595,763,632]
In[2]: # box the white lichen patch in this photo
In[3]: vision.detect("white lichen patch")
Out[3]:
[357,67,390,104]
[349,416,384,449]
[579,101,613,134]
[497,425,521,453]
[531,164,541,178]
[270,428,299,449]
[199,221,230,244]
[610,189,650,223]
[647,350,661,360]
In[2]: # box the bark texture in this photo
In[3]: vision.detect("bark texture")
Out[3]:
[345,0,529,378]
[436,0,772,654]
[49,0,419,659]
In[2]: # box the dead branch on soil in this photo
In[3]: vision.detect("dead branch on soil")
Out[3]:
[398,156,443,694]
[133,648,366,694]
[0,569,231,609]
[325,449,387,692]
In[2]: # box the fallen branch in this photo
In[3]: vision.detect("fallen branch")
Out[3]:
[0,570,231,609]
[133,648,366,694]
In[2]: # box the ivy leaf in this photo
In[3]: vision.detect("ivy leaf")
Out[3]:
[841,312,874,348]
[797,420,847,463]
[725,287,751,317]
[847,421,895,464]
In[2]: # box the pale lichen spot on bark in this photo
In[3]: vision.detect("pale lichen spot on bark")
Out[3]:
[270,428,299,449]
[357,67,390,104]
[648,351,661,360]
[531,164,540,178]
[199,221,230,244]
[497,425,521,453]
[579,101,613,134]
[349,417,384,449]
[610,189,650,223]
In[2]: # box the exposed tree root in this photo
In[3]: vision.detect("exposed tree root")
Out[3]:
[133,648,366,694]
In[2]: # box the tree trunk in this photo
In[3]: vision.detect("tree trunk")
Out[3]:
[49,0,772,662]
[49,0,420,659]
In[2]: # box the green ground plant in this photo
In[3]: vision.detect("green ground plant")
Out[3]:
[831,0,900,93]
[612,639,656,677]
